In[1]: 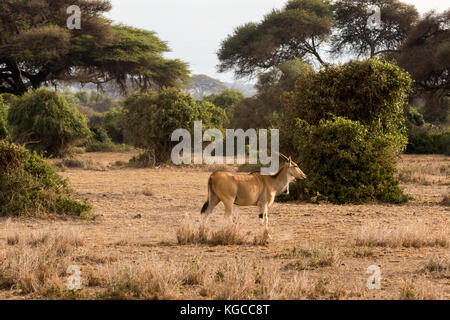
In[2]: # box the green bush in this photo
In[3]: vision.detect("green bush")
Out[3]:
[406,126,450,155]
[0,93,18,106]
[198,101,228,129]
[280,58,411,204]
[292,117,408,204]
[0,96,8,139]
[282,58,410,155]
[123,87,228,165]
[102,107,126,143]
[90,126,110,143]
[7,88,91,156]
[0,140,91,217]
[406,107,426,127]
[203,89,244,110]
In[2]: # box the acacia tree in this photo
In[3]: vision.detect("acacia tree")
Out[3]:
[331,0,419,58]
[393,10,449,93]
[217,0,333,77]
[392,10,450,122]
[0,0,189,95]
[231,59,312,129]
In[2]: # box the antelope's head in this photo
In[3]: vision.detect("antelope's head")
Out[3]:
[280,154,307,180]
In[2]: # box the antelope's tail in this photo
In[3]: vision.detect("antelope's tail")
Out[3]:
[201,177,213,214]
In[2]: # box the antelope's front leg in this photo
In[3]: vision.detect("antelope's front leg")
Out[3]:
[264,206,269,229]
[259,204,269,229]
[258,202,267,226]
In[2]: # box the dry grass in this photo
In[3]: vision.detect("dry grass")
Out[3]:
[399,279,444,300]
[99,257,181,300]
[355,222,449,248]
[0,226,408,300]
[6,234,20,246]
[397,159,449,186]
[422,257,449,276]
[87,257,357,300]
[282,245,341,270]
[180,259,206,286]
[176,219,251,246]
[442,193,450,206]
[0,228,84,297]
[55,158,107,171]
[253,229,271,246]
[350,247,375,258]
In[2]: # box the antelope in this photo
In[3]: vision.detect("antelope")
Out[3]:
[200,154,307,228]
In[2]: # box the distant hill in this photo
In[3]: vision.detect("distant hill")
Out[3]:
[223,81,257,98]
[59,74,257,101]
[186,74,256,100]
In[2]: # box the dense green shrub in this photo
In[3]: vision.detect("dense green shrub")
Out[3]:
[90,126,110,143]
[198,101,228,129]
[0,140,91,217]
[282,58,410,155]
[102,107,126,143]
[406,126,450,155]
[123,87,228,165]
[0,96,8,139]
[0,93,18,106]
[280,58,411,204]
[7,88,91,156]
[292,117,408,204]
[406,107,426,127]
[84,124,131,153]
[204,89,244,110]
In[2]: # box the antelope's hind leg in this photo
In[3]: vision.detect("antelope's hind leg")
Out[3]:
[222,198,235,224]
[202,195,220,223]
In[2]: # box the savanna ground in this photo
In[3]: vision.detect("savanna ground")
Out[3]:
[0,152,448,300]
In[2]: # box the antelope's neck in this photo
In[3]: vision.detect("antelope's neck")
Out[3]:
[272,165,290,193]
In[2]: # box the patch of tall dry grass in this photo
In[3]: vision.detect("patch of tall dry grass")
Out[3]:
[0,233,361,300]
[98,257,181,300]
[355,222,448,248]
[422,256,449,277]
[397,159,449,186]
[176,218,268,246]
[399,279,445,300]
[0,228,84,296]
[282,245,341,270]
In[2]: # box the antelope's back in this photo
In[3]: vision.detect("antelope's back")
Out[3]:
[210,171,264,206]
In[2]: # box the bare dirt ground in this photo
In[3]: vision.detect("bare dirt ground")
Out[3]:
[0,152,448,300]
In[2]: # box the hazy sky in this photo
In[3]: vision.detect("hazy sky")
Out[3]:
[107,0,448,83]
